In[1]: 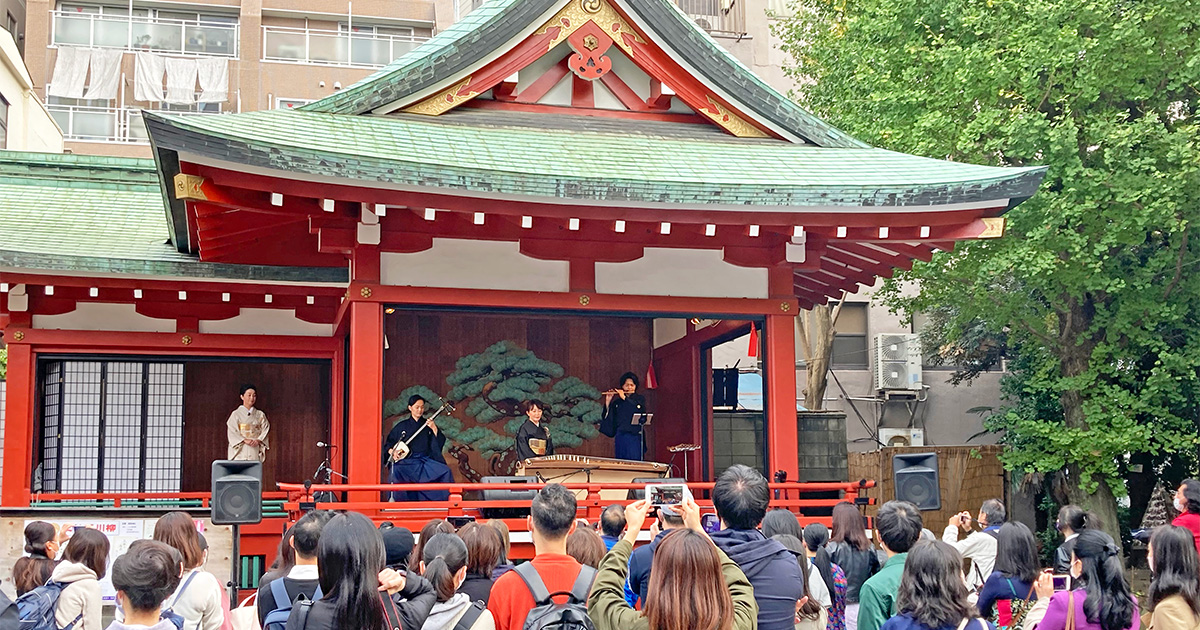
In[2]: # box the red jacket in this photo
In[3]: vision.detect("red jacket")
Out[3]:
[1173,512,1200,558]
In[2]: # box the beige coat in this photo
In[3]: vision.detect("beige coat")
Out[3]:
[1143,594,1200,630]
[51,561,102,630]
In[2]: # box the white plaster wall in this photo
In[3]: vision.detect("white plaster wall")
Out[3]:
[0,29,64,153]
[596,248,768,299]
[33,302,176,333]
[199,308,333,336]
[653,318,688,348]
[381,238,571,292]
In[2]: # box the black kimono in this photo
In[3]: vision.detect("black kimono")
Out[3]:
[514,419,553,461]
[603,394,647,460]
[383,416,452,501]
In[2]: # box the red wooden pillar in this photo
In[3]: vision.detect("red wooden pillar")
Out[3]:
[346,301,384,503]
[764,314,799,481]
[2,343,36,506]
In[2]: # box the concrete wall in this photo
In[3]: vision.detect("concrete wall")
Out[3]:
[0,27,63,151]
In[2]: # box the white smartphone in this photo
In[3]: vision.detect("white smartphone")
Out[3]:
[646,483,690,507]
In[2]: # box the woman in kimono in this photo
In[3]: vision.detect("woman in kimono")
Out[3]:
[383,395,453,501]
[514,399,553,461]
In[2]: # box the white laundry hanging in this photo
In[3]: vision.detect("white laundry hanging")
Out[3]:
[164,56,198,105]
[196,57,228,103]
[84,48,124,100]
[47,47,92,99]
[134,51,165,102]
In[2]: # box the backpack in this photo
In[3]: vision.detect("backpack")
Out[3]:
[261,578,323,630]
[159,570,199,630]
[0,589,19,629]
[16,580,82,630]
[454,601,486,630]
[513,563,597,630]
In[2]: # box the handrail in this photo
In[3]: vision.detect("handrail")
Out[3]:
[47,104,222,144]
[31,491,289,510]
[278,481,874,492]
[50,10,240,57]
[260,24,429,68]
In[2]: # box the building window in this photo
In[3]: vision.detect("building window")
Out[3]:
[674,0,746,36]
[275,97,312,110]
[0,94,8,150]
[39,360,184,494]
[831,302,869,368]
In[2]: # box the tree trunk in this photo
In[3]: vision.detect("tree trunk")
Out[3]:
[1054,295,1123,548]
[797,304,840,410]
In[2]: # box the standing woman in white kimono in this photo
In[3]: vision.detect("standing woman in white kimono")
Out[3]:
[227,384,269,462]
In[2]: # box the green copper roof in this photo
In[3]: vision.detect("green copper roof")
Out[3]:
[144,108,1045,208]
[0,150,347,282]
[298,0,865,148]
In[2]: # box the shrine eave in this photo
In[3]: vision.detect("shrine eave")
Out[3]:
[144,109,1047,217]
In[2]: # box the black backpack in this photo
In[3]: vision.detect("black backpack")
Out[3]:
[513,563,597,630]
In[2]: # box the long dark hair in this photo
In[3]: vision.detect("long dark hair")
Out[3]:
[830,502,871,551]
[761,509,803,539]
[645,529,733,630]
[421,533,467,603]
[262,527,296,583]
[13,521,57,595]
[1182,480,1200,515]
[1073,529,1135,630]
[994,522,1039,583]
[318,512,388,630]
[1149,525,1200,616]
[772,534,825,621]
[896,540,977,628]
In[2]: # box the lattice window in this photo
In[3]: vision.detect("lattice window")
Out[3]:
[39,360,184,493]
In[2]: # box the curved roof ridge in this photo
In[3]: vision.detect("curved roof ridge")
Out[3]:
[297,0,866,147]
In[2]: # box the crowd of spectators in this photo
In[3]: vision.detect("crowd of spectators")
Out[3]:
[13,474,1200,630]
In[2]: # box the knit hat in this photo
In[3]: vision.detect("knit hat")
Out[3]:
[382,527,415,569]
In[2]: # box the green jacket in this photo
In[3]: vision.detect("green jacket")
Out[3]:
[586,538,759,630]
[857,552,908,630]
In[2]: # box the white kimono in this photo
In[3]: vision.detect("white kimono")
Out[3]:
[227,406,269,461]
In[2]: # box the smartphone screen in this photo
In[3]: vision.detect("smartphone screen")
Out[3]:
[1052,575,1070,591]
[647,484,687,506]
[448,516,476,528]
[701,513,720,534]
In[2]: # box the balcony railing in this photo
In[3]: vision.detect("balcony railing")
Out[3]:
[48,104,222,144]
[262,25,428,68]
[51,10,239,57]
[674,0,747,36]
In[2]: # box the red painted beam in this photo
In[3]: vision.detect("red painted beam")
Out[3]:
[515,57,572,104]
[353,283,797,316]
[571,74,595,108]
[5,327,341,356]
[597,71,650,111]
[460,98,707,124]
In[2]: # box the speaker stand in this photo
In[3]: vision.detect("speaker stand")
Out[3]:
[228,523,240,608]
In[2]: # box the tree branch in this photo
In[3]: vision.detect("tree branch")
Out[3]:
[1163,224,1190,301]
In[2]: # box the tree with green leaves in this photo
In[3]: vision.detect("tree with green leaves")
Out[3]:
[776,0,1200,541]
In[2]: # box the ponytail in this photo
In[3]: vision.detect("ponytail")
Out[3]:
[1074,530,1134,630]
[1059,505,1096,533]
[420,533,468,603]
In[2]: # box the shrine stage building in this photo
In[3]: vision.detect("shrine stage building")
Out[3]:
[0,0,1043,563]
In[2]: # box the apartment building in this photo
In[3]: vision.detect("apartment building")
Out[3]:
[17,0,790,156]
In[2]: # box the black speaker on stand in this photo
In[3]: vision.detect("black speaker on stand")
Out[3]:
[892,453,941,511]
[212,460,263,606]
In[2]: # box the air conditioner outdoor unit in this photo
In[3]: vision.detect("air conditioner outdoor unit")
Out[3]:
[874,333,923,391]
[879,428,925,447]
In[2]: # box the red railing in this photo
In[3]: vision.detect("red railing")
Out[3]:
[29,491,290,510]
[276,480,875,525]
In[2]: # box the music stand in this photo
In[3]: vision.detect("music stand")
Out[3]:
[636,413,653,461]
